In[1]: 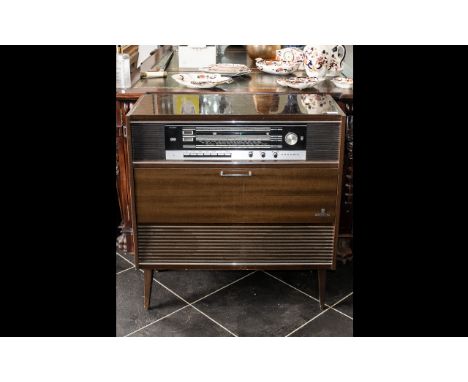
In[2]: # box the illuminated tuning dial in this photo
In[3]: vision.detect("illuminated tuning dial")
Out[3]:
[285,132,298,146]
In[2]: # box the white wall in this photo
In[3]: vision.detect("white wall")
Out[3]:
[137,45,159,67]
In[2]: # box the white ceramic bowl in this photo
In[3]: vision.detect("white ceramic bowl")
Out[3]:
[255,58,297,75]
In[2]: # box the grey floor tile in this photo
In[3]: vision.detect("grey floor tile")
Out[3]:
[116,251,135,266]
[269,262,353,305]
[155,270,251,303]
[290,309,353,337]
[116,269,187,336]
[130,306,232,337]
[193,271,322,337]
[116,254,133,273]
[334,294,353,318]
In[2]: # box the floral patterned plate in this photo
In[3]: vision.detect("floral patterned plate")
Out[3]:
[276,76,320,90]
[200,63,251,76]
[276,48,304,70]
[255,58,297,75]
[172,73,234,89]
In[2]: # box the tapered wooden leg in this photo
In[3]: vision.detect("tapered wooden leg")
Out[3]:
[144,269,154,310]
[318,269,327,310]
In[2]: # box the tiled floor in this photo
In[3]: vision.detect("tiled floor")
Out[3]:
[116,252,353,337]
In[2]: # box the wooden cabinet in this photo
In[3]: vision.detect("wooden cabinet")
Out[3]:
[116,47,353,267]
[125,92,347,309]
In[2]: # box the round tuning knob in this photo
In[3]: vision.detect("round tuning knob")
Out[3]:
[285,132,298,146]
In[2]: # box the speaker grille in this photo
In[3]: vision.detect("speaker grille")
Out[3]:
[137,225,335,266]
[306,122,340,161]
[131,123,165,161]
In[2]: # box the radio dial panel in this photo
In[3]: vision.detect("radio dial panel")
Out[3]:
[164,123,307,161]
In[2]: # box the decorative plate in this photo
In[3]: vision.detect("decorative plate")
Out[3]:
[255,58,297,75]
[172,73,234,89]
[331,77,353,89]
[276,47,304,70]
[276,76,320,90]
[201,63,251,76]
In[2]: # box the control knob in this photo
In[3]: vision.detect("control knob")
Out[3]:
[273,152,278,158]
[248,151,253,158]
[261,152,265,158]
[285,132,298,146]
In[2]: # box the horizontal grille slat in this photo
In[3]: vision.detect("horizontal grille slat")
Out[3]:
[139,244,334,248]
[138,249,334,253]
[140,260,332,263]
[139,255,333,259]
[137,225,335,266]
[139,262,332,264]
[138,234,333,237]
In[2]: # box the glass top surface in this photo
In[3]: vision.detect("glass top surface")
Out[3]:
[130,93,345,117]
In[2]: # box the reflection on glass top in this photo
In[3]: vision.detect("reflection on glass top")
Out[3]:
[131,93,345,116]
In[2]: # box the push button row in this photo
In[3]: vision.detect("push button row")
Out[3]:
[183,152,232,157]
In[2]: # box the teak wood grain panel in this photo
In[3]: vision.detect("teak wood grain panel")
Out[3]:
[134,167,338,224]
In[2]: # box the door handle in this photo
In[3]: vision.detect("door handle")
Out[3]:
[219,170,252,177]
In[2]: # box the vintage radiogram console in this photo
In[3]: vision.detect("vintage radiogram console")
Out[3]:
[126,93,346,309]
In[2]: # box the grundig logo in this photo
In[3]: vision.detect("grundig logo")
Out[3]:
[315,208,331,217]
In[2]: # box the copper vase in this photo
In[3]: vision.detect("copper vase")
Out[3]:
[246,45,281,60]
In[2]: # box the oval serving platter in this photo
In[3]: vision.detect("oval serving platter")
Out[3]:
[172,73,234,89]
[201,63,251,77]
